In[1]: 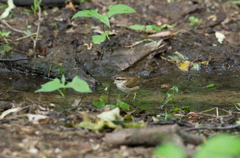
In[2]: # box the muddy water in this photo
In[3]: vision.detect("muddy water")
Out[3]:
[0,68,239,113]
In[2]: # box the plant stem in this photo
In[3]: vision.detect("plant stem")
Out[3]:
[102,23,105,32]
[58,89,65,99]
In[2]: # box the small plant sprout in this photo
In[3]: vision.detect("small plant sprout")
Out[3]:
[0,30,11,43]
[189,16,202,30]
[93,98,106,108]
[72,4,136,44]
[51,22,57,28]
[31,0,42,15]
[162,86,178,107]
[35,75,92,104]
[206,84,214,88]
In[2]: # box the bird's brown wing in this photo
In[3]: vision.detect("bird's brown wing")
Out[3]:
[125,77,140,88]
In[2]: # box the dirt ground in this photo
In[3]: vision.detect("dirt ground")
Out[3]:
[0,0,240,157]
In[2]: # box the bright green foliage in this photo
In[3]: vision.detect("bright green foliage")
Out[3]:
[154,134,240,158]
[172,107,180,112]
[230,1,240,3]
[206,84,214,88]
[107,4,136,18]
[98,13,110,28]
[31,0,42,15]
[182,106,191,112]
[129,24,145,31]
[93,98,106,108]
[154,143,186,158]
[92,31,110,44]
[189,16,201,26]
[72,9,99,18]
[35,78,65,92]
[194,134,240,158]
[116,95,130,110]
[72,4,136,45]
[65,76,92,93]
[72,4,136,27]
[72,9,110,28]
[35,75,92,93]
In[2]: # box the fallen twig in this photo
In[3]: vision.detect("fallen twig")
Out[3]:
[183,124,240,132]
[0,58,30,62]
[16,32,37,41]
[0,19,34,41]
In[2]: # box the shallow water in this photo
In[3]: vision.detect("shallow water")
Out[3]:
[0,68,239,114]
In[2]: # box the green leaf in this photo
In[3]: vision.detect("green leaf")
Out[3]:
[206,84,214,88]
[145,25,154,31]
[116,102,130,110]
[189,16,199,23]
[173,108,180,112]
[72,9,100,19]
[65,76,92,93]
[92,31,109,44]
[93,101,100,108]
[116,95,130,110]
[2,45,11,51]
[0,30,11,37]
[129,24,145,31]
[230,1,240,3]
[194,134,240,158]
[35,78,65,93]
[108,4,136,18]
[99,98,106,108]
[154,143,186,158]
[171,86,178,93]
[182,106,191,112]
[99,13,110,28]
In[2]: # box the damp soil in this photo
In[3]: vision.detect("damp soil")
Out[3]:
[0,0,240,157]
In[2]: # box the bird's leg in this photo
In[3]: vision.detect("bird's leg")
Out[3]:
[132,92,136,101]
[123,94,130,100]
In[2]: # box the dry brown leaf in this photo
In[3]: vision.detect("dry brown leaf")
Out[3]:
[65,2,76,12]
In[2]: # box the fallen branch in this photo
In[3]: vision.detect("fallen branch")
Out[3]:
[104,124,181,146]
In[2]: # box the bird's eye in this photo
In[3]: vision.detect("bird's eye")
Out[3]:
[116,78,125,80]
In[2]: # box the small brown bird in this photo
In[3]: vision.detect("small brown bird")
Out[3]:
[113,76,140,101]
